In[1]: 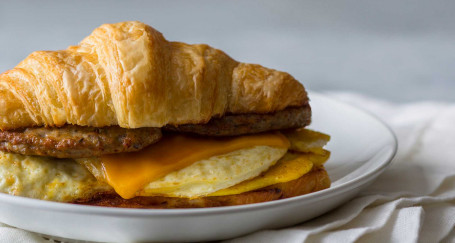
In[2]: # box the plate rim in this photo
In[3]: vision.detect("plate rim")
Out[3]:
[0,92,398,217]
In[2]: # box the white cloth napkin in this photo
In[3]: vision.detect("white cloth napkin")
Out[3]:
[1,92,454,243]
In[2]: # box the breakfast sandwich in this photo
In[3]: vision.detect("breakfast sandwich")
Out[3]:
[0,21,330,208]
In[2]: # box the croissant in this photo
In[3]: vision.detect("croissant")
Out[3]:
[0,21,308,130]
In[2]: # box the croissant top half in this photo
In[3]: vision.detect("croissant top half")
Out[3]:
[0,21,308,130]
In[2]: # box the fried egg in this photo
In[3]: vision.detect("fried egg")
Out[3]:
[0,146,286,201]
[0,152,111,202]
[139,146,286,198]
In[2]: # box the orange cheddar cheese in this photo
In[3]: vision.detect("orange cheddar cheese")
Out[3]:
[100,132,290,199]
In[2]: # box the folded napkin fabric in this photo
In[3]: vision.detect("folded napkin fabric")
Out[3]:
[228,92,455,243]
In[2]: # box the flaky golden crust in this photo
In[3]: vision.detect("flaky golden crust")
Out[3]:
[0,21,308,130]
[72,166,329,208]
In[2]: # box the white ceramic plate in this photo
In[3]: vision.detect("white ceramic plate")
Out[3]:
[0,92,397,242]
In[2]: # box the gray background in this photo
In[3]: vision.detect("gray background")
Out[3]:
[1,0,454,102]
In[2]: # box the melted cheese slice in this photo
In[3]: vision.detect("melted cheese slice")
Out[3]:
[100,132,290,199]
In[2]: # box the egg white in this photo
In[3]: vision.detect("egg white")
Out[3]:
[139,146,287,198]
[0,151,111,202]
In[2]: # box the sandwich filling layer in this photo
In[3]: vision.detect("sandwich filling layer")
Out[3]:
[0,129,330,203]
[78,132,290,199]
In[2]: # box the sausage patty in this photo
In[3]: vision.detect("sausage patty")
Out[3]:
[0,105,310,158]
[164,105,311,136]
[0,125,162,158]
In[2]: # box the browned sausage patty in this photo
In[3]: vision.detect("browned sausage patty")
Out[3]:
[0,105,310,158]
[164,105,311,136]
[0,125,162,158]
